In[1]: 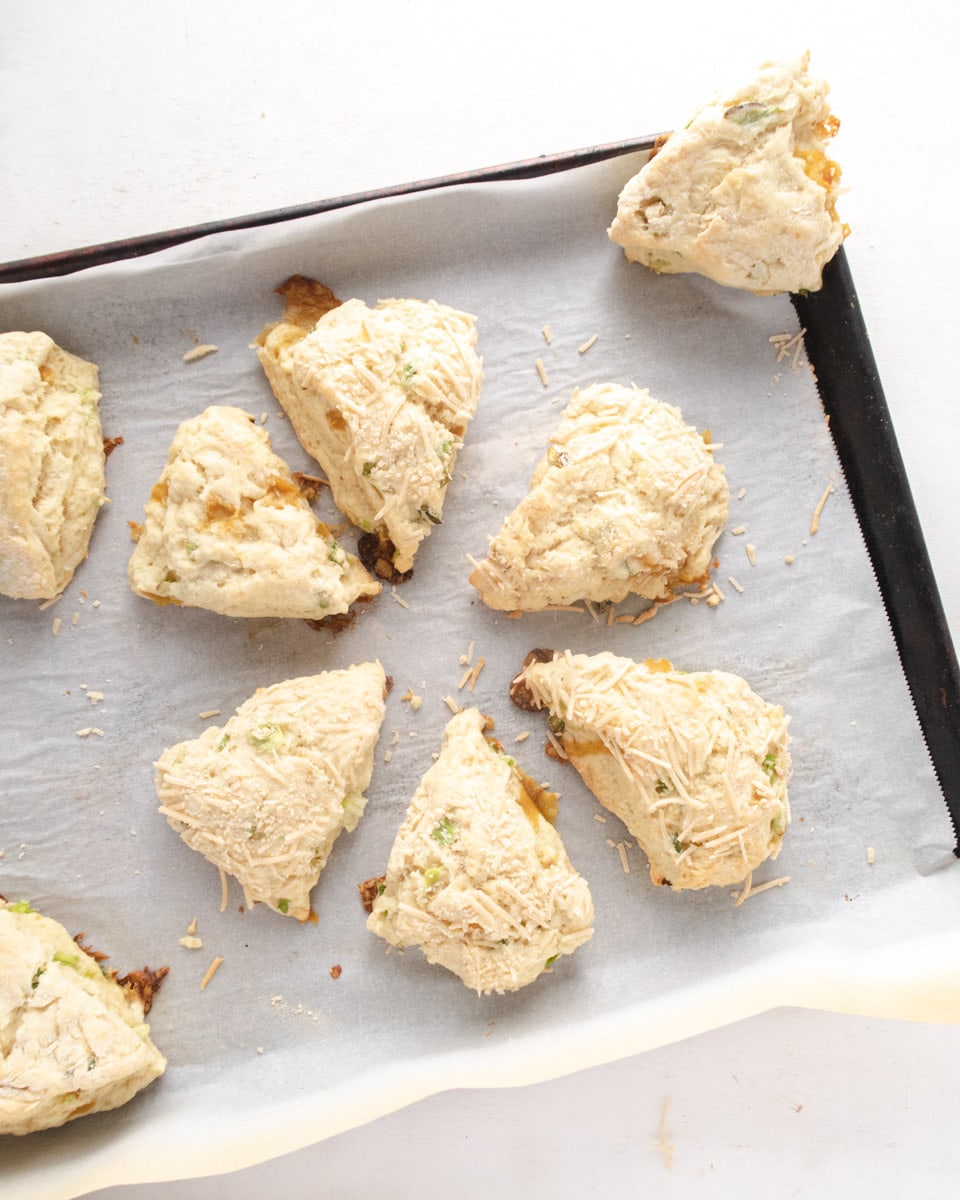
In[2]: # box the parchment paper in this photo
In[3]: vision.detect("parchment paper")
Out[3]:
[1,153,957,1198]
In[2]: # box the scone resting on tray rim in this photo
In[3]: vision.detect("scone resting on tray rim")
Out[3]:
[365,707,594,995]
[127,404,380,619]
[608,51,847,294]
[469,382,729,612]
[0,330,107,601]
[512,649,791,891]
[255,275,482,581]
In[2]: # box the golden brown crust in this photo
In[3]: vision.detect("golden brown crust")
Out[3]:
[358,875,385,914]
[509,648,557,711]
[273,274,342,331]
[357,529,413,584]
[117,966,169,1017]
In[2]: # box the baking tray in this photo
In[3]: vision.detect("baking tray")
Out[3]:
[2,142,959,1200]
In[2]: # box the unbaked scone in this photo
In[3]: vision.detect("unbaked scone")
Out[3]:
[156,663,388,920]
[0,901,166,1135]
[608,53,846,294]
[0,331,106,600]
[512,650,791,890]
[366,707,594,994]
[469,383,728,611]
[255,275,482,579]
[127,405,379,618]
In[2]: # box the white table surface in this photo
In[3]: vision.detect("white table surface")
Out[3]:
[3,2,959,1196]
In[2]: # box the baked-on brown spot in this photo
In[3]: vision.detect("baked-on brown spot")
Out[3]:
[103,435,124,459]
[329,964,342,980]
[508,648,557,711]
[293,471,329,501]
[72,933,169,1016]
[117,966,170,1016]
[305,610,357,635]
[357,530,413,585]
[358,876,386,914]
[273,275,342,330]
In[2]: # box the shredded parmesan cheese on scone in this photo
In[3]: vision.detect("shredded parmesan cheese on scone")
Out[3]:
[469,383,728,611]
[367,708,594,994]
[127,405,380,618]
[155,664,387,921]
[608,53,847,294]
[255,277,482,577]
[515,650,791,890]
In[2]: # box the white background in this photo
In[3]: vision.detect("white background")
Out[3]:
[3,2,959,1196]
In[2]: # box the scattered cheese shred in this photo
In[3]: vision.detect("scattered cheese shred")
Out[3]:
[657,1098,675,1169]
[51,617,62,637]
[198,709,221,720]
[784,555,795,565]
[738,487,747,500]
[730,525,746,536]
[457,665,474,691]
[633,606,658,626]
[733,873,790,907]
[514,731,531,743]
[577,333,599,355]
[727,576,744,593]
[866,846,875,865]
[442,695,461,715]
[810,482,834,535]
[200,955,223,990]
[535,357,549,387]
[187,916,198,936]
[541,324,553,345]
[183,343,218,363]
[179,935,203,950]
[218,867,229,913]
[615,842,630,874]
[458,639,476,667]
[593,813,607,823]
[390,588,411,610]
[543,604,586,614]
[466,657,486,692]
[746,543,757,567]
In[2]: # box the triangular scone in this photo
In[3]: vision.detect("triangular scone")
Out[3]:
[608,53,846,294]
[0,901,166,1135]
[155,664,388,921]
[366,708,594,994]
[255,275,483,579]
[0,331,106,599]
[513,651,791,890]
[127,405,379,618]
[469,383,728,611]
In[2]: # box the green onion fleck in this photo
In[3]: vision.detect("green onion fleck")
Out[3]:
[277,898,290,914]
[431,817,457,846]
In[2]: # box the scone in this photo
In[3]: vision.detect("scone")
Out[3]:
[0,331,106,599]
[512,650,791,890]
[255,275,483,579]
[127,405,380,618]
[0,901,166,1136]
[469,383,728,611]
[156,664,388,920]
[366,707,594,994]
[608,53,846,294]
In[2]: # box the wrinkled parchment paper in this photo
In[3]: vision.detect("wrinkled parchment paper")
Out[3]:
[2,154,957,1198]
